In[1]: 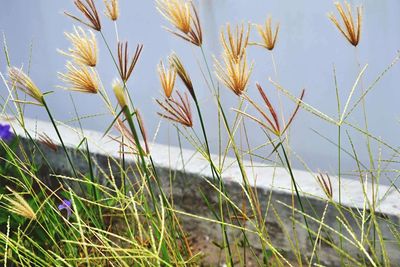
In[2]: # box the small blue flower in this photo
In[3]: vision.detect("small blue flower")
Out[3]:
[58,199,72,218]
[0,124,13,141]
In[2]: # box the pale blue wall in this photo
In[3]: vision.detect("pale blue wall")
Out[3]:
[1,0,400,183]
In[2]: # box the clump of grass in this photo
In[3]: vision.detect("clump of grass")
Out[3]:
[0,0,399,266]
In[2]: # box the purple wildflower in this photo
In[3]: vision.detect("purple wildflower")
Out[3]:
[58,199,72,218]
[0,124,13,141]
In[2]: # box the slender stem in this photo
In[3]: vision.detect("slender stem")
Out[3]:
[42,98,78,179]
[121,135,126,195]
[198,46,235,266]
[200,46,216,92]
[280,142,315,252]
[338,124,344,265]
[123,106,157,207]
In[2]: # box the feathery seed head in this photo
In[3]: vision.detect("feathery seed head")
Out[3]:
[156,0,202,46]
[65,0,101,31]
[60,26,98,67]
[58,62,99,94]
[8,67,44,105]
[254,17,280,51]
[104,0,119,21]
[4,187,36,220]
[112,79,127,108]
[158,60,177,98]
[220,23,250,63]
[214,53,253,96]
[157,0,191,33]
[329,1,362,47]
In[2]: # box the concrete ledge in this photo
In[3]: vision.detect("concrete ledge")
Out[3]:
[2,117,400,265]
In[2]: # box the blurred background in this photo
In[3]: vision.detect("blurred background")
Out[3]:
[0,0,399,184]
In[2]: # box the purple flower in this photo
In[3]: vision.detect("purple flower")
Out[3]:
[0,124,13,141]
[58,199,72,218]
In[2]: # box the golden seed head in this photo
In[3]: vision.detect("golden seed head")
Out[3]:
[4,187,36,220]
[158,60,177,98]
[104,0,119,21]
[214,53,253,96]
[112,79,127,108]
[329,1,362,47]
[58,62,99,94]
[157,0,191,33]
[254,16,280,51]
[156,0,202,46]
[8,67,44,105]
[59,26,98,67]
[220,23,250,63]
[65,0,102,31]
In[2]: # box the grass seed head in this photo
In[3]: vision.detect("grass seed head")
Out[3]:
[59,26,98,67]
[8,67,44,105]
[65,0,102,31]
[329,1,362,47]
[317,173,333,199]
[104,0,119,21]
[158,60,177,98]
[169,53,196,99]
[156,91,193,127]
[220,23,251,63]
[214,53,253,96]
[136,109,150,154]
[239,83,304,137]
[254,16,280,51]
[38,133,58,152]
[117,42,143,82]
[4,187,36,220]
[58,62,99,94]
[156,0,202,46]
[112,79,127,108]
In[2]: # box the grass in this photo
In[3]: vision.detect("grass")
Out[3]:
[0,0,399,266]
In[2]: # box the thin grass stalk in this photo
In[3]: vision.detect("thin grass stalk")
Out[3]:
[99,31,136,108]
[2,35,26,126]
[121,135,126,195]
[122,105,156,206]
[278,140,316,253]
[199,45,260,265]
[42,98,79,179]
[191,96,235,265]
[338,124,344,264]
[68,191,90,266]
[173,49,235,262]
[198,47,246,265]
[101,27,186,262]
[241,118,276,264]
[122,106,172,264]
[99,29,163,196]
[354,48,379,257]
[84,138,103,226]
